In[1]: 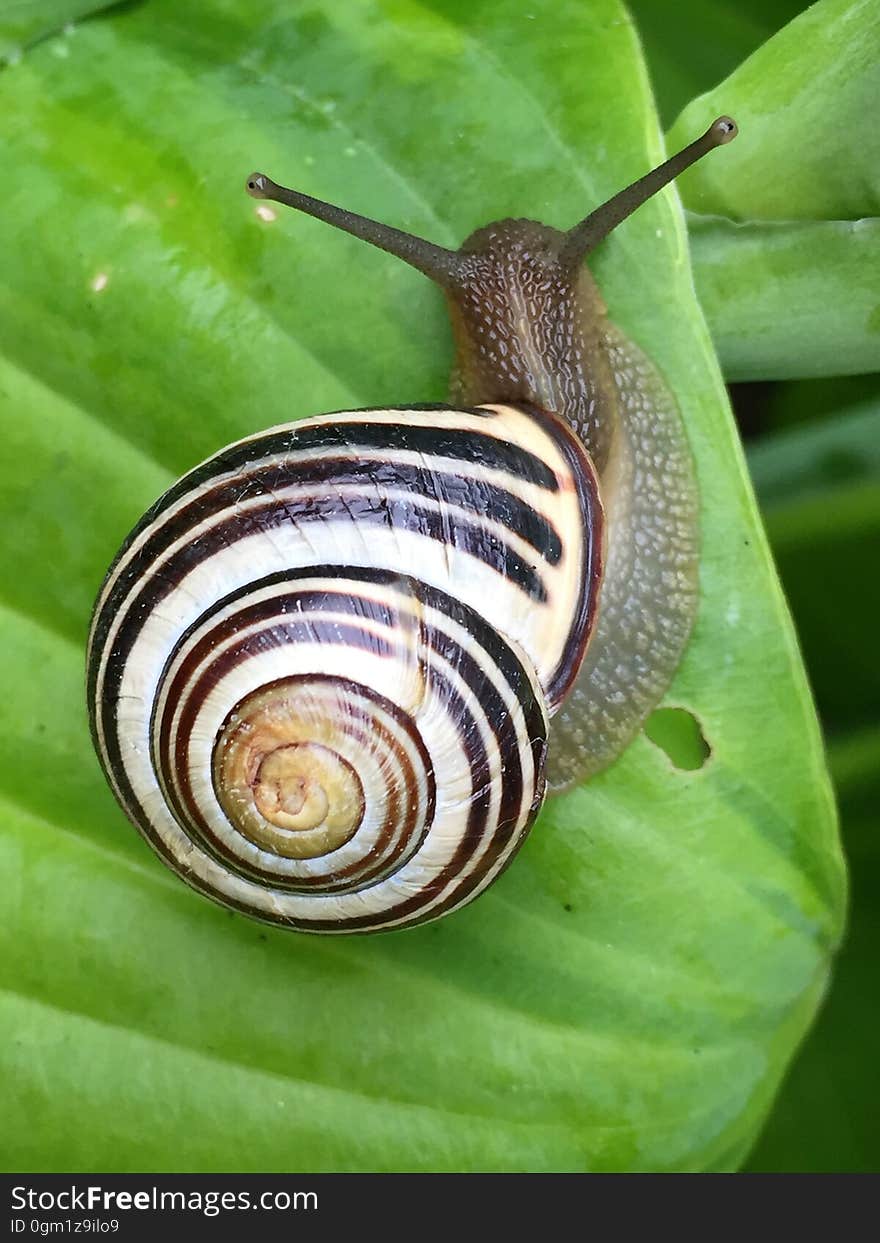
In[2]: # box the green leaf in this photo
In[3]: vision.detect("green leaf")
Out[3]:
[747,392,880,732]
[748,386,880,510]
[0,0,123,64]
[669,0,880,380]
[746,725,880,1171]
[669,0,880,221]
[688,216,880,381]
[0,0,844,1171]
[743,385,879,1170]
[743,372,880,436]
[628,0,807,126]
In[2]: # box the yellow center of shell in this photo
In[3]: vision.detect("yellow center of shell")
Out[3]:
[213,687,365,859]
[252,744,332,831]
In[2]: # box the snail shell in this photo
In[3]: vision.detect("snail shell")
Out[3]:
[88,403,601,931]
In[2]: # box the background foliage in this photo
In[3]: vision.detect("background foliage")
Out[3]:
[0,0,874,1171]
[637,0,880,1171]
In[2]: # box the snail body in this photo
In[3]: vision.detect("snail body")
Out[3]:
[87,118,736,932]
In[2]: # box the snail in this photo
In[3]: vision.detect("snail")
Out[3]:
[87,117,737,933]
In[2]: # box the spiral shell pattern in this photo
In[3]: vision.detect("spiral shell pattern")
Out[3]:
[87,403,602,931]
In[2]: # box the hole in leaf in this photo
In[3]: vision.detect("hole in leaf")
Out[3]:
[644,708,710,771]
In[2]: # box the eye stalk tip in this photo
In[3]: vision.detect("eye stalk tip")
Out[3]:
[710,115,738,145]
[246,172,272,199]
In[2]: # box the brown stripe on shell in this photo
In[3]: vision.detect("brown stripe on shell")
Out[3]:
[145,571,544,928]
[87,410,564,688]
[202,681,431,893]
[158,627,432,893]
[95,561,549,930]
[516,401,605,709]
[311,625,545,931]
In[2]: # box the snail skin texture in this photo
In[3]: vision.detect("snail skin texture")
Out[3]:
[87,117,737,933]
